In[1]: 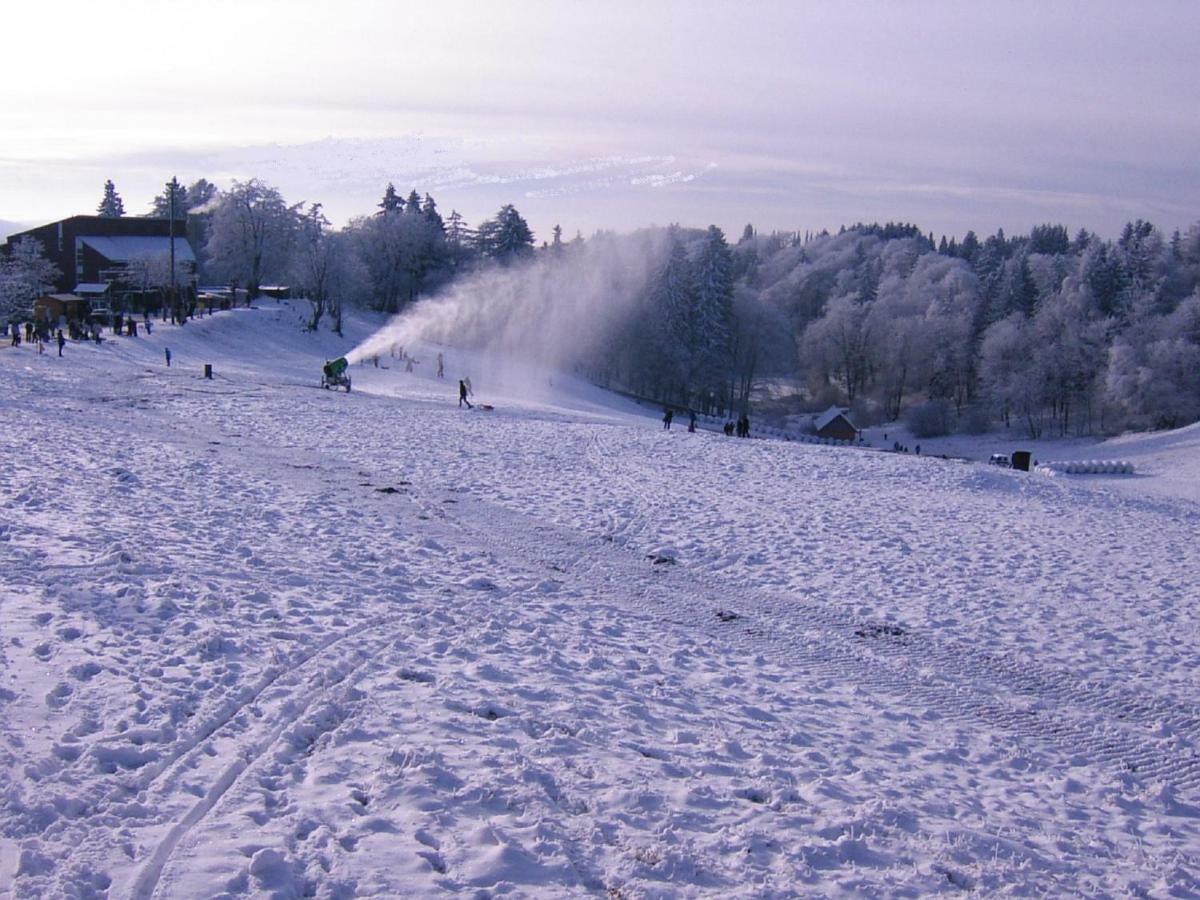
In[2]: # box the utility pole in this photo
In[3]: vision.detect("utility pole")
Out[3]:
[168,176,178,324]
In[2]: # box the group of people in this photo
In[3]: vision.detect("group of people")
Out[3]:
[662,408,752,438]
[6,322,70,356]
[724,415,751,437]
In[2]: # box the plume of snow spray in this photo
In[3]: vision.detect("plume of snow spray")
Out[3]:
[345,232,668,388]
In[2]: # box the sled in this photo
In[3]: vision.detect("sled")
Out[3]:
[321,357,352,392]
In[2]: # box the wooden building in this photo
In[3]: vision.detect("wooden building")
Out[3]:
[813,406,860,441]
[4,215,195,294]
[33,293,88,324]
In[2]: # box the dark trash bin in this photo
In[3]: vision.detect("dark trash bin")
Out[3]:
[1011,450,1032,471]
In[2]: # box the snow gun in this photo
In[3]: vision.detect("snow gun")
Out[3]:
[321,357,352,392]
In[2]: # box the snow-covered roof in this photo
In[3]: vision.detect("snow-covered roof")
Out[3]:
[73,282,111,294]
[39,293,82,302]
[78,235,196,264]
[814,405,855,432]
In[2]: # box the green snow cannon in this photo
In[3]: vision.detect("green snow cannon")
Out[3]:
[321,356,352,392]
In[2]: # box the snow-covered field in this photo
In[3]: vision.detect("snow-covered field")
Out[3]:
[3,304,1199,898]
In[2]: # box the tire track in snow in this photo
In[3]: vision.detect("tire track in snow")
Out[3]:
[445,490,1200,798]
[580,426,1200,792]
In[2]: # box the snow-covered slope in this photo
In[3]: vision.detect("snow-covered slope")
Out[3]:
[2,305,1199,897]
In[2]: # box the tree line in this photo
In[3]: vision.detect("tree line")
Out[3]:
[4,175,1199,435]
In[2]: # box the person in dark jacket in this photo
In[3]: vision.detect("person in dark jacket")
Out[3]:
[56,330,65,356]
[662,408,674,430]
[458,379,473,408]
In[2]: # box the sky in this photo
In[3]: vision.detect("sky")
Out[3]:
[2,0,1197,242]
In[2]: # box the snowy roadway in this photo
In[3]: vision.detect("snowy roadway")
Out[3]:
[2,304,1199,896]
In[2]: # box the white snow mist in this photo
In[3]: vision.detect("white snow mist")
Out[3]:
[345,233,668,388]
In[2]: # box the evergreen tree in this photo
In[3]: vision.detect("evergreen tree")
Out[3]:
[692,225,736,391]
[422,194,444,233]
[445,210,473,247]
[478,205,535,264]
[959,230,980,262]
[378,184,402,215]
[97,180,125,217]
[149,178,188,218]
[644,229,697,399]
[187,178,218,210]
[1029,224,1070,256]
[406,189,423,214]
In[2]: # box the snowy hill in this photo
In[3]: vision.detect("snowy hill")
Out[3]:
[2,304,1200,897]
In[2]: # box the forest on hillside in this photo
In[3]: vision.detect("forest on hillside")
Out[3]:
[3,178,1199,437]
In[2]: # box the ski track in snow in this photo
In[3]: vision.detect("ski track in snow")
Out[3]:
[2,304,1199,897]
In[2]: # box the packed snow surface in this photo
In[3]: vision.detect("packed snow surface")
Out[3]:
[3,303,1200,897]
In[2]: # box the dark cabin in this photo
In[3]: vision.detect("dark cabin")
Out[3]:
[814,406,860,441]
[4,215,195,293]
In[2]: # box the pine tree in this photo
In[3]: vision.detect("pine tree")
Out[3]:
[959,230,980,262]
[187,178,218,210]
[149,178,188,217]
[422,194,444,233]
[646,229,697,398]
[693,225,735,383]
[445,210,472,246]
[378,184,402,215]
[405,189,423,214]
[478,205,535,264]
[97,180,125,217]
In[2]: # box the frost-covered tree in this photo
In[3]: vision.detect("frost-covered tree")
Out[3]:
[0,237,61,320]
[477,205,534,264]
[348,205,446,313]
[692,225,735,402]
[97,180,125,217]
[204,179,298,301]
[1105,291,1200,429]
[289,205,367,335]
[290,204,334,330]
[802,293,873,404]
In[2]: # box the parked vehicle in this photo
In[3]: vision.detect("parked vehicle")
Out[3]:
[988,453,1011,467]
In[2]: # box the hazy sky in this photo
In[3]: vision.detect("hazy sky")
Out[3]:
[2,1,1197,241]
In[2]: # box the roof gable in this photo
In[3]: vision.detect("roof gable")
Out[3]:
[814,405,856,432]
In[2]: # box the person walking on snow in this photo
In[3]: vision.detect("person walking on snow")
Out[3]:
[56,330,65,356]
[437,352,444,378]
[164,347,172,367]
[663,408,674,430]
[458,379,473,408]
